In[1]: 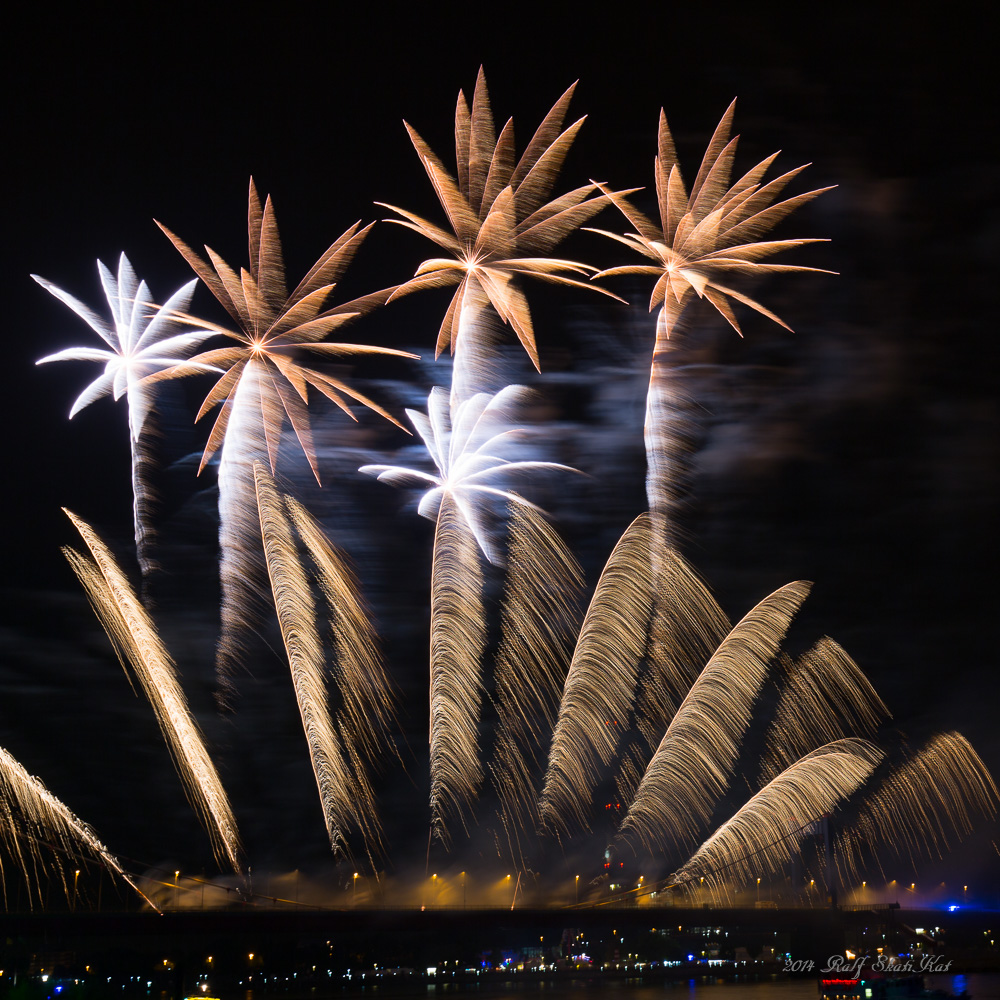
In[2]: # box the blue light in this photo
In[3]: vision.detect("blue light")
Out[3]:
[948,905,959,911]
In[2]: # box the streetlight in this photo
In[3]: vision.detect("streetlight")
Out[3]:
[73,870,80,912]
[174,871,180,910]
[461,872,466,909]
[353,872,359,904]
[575,875,580,905]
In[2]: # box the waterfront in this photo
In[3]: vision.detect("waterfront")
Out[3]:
[11,973,996,999]
[4,908,999,999]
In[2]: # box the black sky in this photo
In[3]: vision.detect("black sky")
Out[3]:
[3,5,997,898]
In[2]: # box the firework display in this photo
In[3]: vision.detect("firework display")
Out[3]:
[10,72,995,911]
[33,258,210,586]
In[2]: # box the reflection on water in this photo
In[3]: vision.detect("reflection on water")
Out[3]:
[226,975,1000,1000]
[925,972,983,996]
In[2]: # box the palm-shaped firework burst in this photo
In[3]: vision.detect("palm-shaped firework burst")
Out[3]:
[361,385,575,838]
[591,100,835,525]
[361,384,573,563]
[381,68,620,403]
[152,179,416,693]
[34,255,214,584]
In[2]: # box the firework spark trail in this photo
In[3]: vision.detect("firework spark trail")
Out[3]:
[152,180,415,692]
[429,493,487,842]
[382,69,621,407]
[495,503,583,761]
[62,510,243,874]
[214,366,271,706]
[834,732,999,879]
[761,638,890,782]
[604,545,731,811]
[538,515,656,838]
[618,581,811,854]
[254,465,381,856]
[637,543,731,750]
[668,739,881,889]
[641,348,696,548]
[490,502,583,859]
[444,283,498,406]
[34,256,212,585]
[491,734,538,871]
[362,386,576,843]
[0,746,154,910]
[590,102,834,522]
[285,495,398,770]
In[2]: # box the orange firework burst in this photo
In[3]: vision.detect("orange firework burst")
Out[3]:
[590,101,835,518]
[381,68,621,399]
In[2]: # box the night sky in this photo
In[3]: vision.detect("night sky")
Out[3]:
[3,6,997,903]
